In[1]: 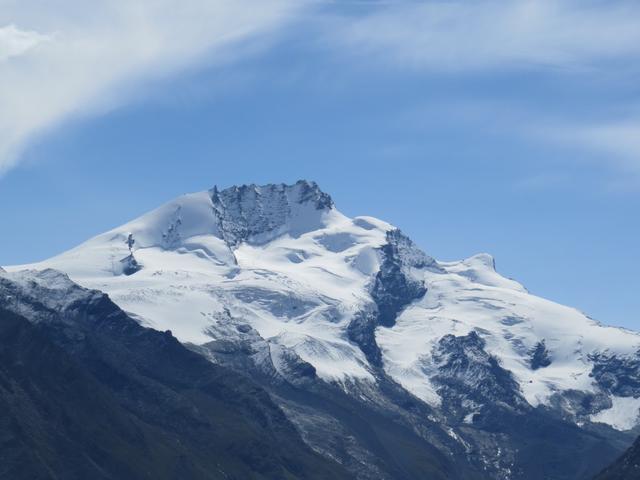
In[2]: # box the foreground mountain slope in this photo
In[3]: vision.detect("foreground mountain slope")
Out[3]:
[0,268,352,480]
[8,180,640,479]
[595,435,640,479]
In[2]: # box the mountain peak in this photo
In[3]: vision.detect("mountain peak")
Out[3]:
[8,178,640,472]
[210,180,333,211]
[208,180,336,246]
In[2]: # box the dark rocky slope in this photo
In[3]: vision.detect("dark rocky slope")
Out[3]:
[197,323,629,480]
[595,435,640,480]
[0,270,351,480]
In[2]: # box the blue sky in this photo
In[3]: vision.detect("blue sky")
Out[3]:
[0,0,639,329]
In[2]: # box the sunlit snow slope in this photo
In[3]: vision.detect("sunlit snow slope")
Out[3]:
[9,180,640,432]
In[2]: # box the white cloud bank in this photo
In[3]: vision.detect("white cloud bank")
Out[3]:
[0,0,299,173]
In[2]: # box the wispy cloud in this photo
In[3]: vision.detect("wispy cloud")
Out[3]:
[0,24,50,61]
[387,95,640,188]
[3,0,639,181]
[319,0,640,185]
[557,122,640,169]
[537,120,640,182]
[332,0,640,71]
[0,0,299,173]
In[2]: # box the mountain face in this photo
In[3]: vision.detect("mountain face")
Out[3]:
[7,180,640,479]
[595,435,640,479]
[0,268,351,480]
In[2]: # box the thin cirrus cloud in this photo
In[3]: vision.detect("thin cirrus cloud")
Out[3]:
[332,0,640,71]
[0,0,300,174]
[329,0,640,176]
[545,121,640,175]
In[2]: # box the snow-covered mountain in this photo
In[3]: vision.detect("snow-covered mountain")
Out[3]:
[8,180,640,479]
